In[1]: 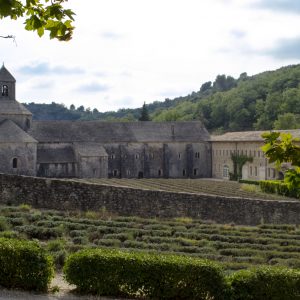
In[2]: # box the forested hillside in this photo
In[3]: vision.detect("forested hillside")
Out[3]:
[23,64,300,133]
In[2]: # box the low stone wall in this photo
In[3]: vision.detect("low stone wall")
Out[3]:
[0,173,299,225]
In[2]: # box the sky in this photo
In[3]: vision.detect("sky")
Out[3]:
[1,0,300,112]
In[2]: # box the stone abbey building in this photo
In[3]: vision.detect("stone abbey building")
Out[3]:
[1,65,299,180]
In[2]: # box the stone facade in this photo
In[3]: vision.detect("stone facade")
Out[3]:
[0,65,299,180]
[210,131,300,180]
[0,65,211,179]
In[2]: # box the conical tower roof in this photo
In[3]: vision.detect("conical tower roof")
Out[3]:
[0,64,16,82]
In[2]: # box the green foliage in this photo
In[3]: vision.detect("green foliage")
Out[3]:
[21,64,300,130]
[0,238,54,291]
[138,102,151,121]
[231,154,253,180]
[238,179,260,185]
[259,180,299,199]
[261,132,300,192]
[0,0,75,41]
[228,266,300,300]
[64,248,227,299]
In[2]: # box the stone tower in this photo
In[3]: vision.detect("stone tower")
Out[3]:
[0,64,32,131]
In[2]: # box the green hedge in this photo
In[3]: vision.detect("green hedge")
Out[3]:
[228,266,300,300]
[238,179,260,185]
[64,248,227,299]
[260,180,300,199]
[0,238,54,291]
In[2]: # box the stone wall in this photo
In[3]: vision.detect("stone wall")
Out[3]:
[0,173,299,225]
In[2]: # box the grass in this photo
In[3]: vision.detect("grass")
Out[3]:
[71,178,295,200]
[0,204,299,272]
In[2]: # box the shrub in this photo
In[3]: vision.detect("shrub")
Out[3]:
[228,266,300,300]
[0,238,54,291]
[260,180,300,198]
[238,179,260,185]
[0,217,9,231]
[64,248,227,299]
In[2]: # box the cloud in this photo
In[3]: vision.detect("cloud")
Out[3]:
[101,31,123,40]
[253,0,300,14]
[230,30,246,39]
[263,36,300,60]
[19,62,85,76]
[74,82,110,93]
[32,81,55,89]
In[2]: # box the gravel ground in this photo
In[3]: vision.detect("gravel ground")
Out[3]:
[0,274,128,300]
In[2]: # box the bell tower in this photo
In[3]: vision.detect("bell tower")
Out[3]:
[0,64,32,131]
[0,63,16,101]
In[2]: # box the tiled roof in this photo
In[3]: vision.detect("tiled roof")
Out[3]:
[0,119,37,143]
[0,65,15,82]
[29,121,210,143]
[211,129,300,142]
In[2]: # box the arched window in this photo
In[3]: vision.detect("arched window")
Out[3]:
[223,165,229,178]
[2,85,8,96]
[12,158,18,169]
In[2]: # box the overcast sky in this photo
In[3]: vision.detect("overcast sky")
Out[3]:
[1,0,300,112]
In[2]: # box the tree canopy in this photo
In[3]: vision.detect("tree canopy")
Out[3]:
[261,132,300,189]
[0,0,75,41]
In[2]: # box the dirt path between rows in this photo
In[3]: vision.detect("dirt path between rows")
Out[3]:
[0,274,128,300]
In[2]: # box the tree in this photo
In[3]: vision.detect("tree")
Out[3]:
[139,102,150,121]
[273,113,300,130]
[261,132,300,189]
[0,0,75,41]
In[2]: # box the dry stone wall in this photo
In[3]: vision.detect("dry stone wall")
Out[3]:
[0,173,299,225]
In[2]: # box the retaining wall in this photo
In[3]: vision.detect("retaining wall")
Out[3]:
[0,173,299,225]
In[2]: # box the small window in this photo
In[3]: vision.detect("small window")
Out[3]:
[2,85,8,96]
[255,166,258,176]
[158,169,162,176]
[193,168,198,176]
[110,154,115,160]
[195,152,200,159]
[12,158,18,169]
[126,170,131,176]
[135,154,140,159]
[178,153,181,159]
[258,151,261,158]
[250,166,253,176]
[183,169,186,176]
[113,169,118,177]
[223,165,229,178]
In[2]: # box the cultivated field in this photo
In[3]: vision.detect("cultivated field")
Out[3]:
[1,204,300,272]
[74,178,293,200]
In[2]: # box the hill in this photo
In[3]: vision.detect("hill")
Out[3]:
[23,64,300,132]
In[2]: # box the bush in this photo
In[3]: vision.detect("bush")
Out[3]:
[64,248,227,299]
[0,238,54,291]
[228,266,300,300]
[238,179,260,185]
[260,180,300,198]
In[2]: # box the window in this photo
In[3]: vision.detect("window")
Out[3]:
[226,150,228,156]
[250,166,253,176]
[135,154,140,159]
[255,166,258,176]
[178,153,181,159]
[195,152,200,159]
[258,151,261,158]
[223,165,229,178]
[183,169,186,176]
[158,169,162,176]
[126,170,131,176]
[113,169,118,177]
[253,151,256,157]
[110,154,115,160]
[12,158,18,169]
[193,168,198,176]
[267,168,270,178]
[2,85,8,96]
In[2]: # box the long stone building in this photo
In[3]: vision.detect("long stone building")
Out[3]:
[0,65,212,179]
[0,65,299,180]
